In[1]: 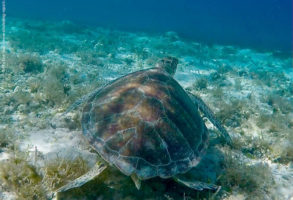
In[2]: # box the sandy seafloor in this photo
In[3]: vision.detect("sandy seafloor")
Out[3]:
[0,18,292,200]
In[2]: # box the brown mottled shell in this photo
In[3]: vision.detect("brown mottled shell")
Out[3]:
[82,68,208,180]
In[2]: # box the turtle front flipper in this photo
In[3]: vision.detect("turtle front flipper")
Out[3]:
[55,162,107,195]
[187,92,232,144]
[173,176,219,191]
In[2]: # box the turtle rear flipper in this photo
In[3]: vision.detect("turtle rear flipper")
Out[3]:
[187,92,232,144]
[174,176,218,191]
[55,162,107,194]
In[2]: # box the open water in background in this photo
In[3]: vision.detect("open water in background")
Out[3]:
[6,0,293,53]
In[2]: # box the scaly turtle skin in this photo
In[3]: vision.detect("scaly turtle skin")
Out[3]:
[82,58,208,180]
[56,57,231,195]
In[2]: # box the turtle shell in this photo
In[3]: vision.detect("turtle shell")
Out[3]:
[82,68,209,180]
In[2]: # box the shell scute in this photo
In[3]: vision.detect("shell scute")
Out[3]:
[82,68,208,179]
[136,158,158,179]
[140,79,170,100]
[136,97,164,122]
[157,162,177,178]
[155,118,193,161]
[114,156,138,176]
[100,145,119,164]
[105,127,136,152]
[119,123,170,165]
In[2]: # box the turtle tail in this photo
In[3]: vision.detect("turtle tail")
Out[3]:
[188,92,232,144]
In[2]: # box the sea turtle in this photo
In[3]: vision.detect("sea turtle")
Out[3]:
[56,57,231,195]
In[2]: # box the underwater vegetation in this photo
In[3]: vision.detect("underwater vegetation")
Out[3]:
[42,156,90,191]
[193,77,208,90]
[19,54,44,73]
[0,18,292,200]
[0,147,90,200]
[218,151,275,199]
[0,151,47,200]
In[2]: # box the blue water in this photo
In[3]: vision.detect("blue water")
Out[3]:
[7,0,292,53]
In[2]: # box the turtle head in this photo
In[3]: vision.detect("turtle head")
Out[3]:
[156,56,178,77]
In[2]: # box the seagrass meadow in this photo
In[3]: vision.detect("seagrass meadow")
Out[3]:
[0,18,292,200]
